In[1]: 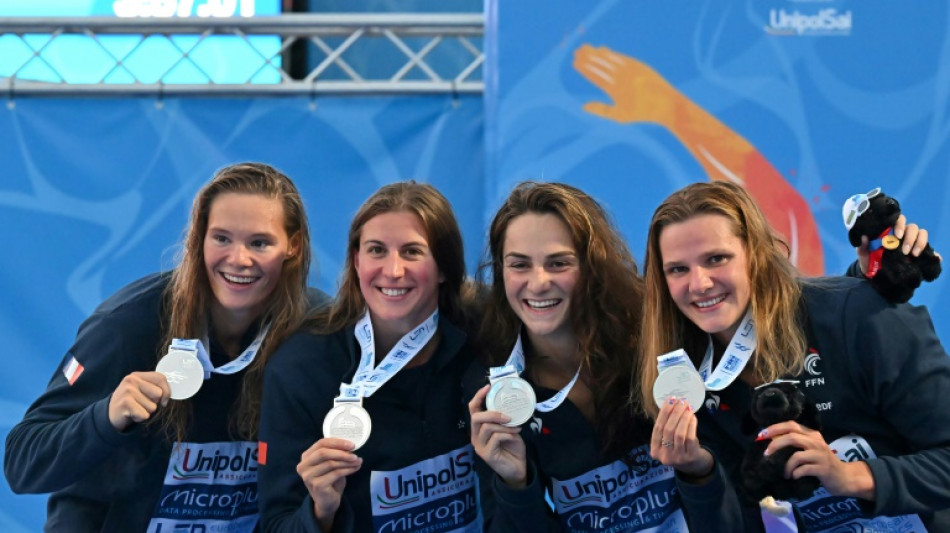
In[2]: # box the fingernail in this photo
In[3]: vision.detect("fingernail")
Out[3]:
[903,244,911,255]
[668,397,676,405]
[161,399,168,407]
[763,448,771,457]
[913,247,922,256]
[755,429,768,442]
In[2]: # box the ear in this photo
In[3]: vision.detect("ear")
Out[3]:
[285,233,301,261]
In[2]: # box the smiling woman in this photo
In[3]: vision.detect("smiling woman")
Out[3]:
[638,181,950,532]
[257,181,484,533]
[3,162,329,533]
[204,192,299,354]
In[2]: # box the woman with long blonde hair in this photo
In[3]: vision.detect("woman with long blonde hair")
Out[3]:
[639,181,950,531]
[5,162,326,532]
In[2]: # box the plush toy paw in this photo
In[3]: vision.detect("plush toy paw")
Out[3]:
[759,496,792,517]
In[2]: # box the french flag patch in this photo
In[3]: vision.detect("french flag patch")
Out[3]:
[62,356,84,385]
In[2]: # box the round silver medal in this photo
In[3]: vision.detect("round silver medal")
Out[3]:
[486,376,537,427]
[156,348,205,400]
[322,403,372,450]
[652,365,705,413]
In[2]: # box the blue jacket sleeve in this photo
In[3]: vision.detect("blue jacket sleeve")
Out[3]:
[258,332,350,533]
[675,451,748,533]
[487,459,561,532]
[4,306,152,493]
[844,294,950,518]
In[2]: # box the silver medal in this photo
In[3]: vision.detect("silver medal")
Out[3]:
[652,365,705,413]
[156,348,205,400]
[322,403,372,450]
[486,375,537,427]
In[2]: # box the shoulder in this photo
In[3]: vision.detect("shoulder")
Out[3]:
[80,272,170,334]
[802,276,945,366]
[266,326,352,380]
[306,286,332,311]
[800,276,890,318]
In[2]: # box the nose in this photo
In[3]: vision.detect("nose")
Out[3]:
[386,254,405,278]
[230,245,254,268]
[689,267,713,294]
[526,267,551,293]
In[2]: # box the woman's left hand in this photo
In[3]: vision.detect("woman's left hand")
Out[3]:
[651,397,714,479]
[761,421,875,500]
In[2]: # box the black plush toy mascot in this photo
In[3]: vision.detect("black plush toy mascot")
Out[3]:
[843,187,941,303]
[740,380,821,517]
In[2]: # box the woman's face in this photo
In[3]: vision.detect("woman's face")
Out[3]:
[502,213,580,345]
[658,214,751,345]
[354,211,443,336]
[204,193,295,327]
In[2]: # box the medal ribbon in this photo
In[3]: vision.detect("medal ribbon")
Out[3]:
[170,322,271,380]
[337,309,439,402]
[865,226,893,279]
[656,310,756,392]
[489,334,580,413]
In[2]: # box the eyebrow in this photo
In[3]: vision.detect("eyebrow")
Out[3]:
[362,238,428,248]
[207,227,277,239]
[504,251,576,260]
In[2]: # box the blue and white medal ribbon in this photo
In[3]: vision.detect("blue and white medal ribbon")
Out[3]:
[171,322,272,380]
[487,335,580,426]
[157,323,272,400]
[653,310,757,411]
[323,309,439,449]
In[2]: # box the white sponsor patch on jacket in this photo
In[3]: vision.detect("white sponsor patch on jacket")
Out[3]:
[147,441,259,533]
[369,444,482,533]
[550,445,688,533]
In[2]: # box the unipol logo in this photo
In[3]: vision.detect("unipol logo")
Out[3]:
[765,8,852,36]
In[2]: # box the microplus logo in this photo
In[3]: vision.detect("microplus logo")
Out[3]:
[766,8,852,36]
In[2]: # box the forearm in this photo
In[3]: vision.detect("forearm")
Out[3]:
[488,461,560,533]
[4,393,126,493]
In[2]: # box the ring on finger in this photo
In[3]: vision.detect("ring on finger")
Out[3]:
[661,439,674,448]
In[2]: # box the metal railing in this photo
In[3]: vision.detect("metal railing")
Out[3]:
[0,13,484,95]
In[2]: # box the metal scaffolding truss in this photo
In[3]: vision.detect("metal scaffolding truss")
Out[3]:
[0,13,484,95]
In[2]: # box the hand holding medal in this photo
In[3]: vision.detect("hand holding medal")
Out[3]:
[156,347,205,400]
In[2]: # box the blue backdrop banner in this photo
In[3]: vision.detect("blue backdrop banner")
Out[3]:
[0,94,483,531]
[485,0,949,331]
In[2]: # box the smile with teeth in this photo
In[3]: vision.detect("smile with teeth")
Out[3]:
[694,295,726,308]
[380,287,409,297]
[222,273,257,285]
[525,298,560,310]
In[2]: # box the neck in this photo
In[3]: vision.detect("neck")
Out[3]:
[209,307,257,359]
[526,329,579,372]
[370,318,440,369]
